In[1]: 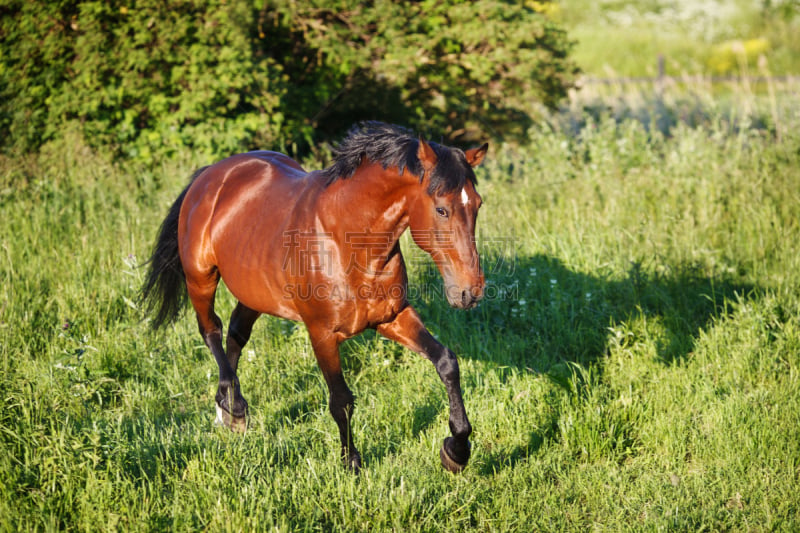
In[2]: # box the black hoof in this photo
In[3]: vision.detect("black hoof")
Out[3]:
[440,437,470,473]
[343,450,362,474]
[215,401,247,433]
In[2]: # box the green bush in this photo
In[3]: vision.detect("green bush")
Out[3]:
[0,0,286,163]
[0,0,577,163]
[266,0,577,143]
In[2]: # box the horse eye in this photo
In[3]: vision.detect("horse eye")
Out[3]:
[435,207,448,218]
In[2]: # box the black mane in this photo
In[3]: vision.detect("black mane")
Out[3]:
[320,121,476,195]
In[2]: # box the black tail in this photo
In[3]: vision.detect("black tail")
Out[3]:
[140,167,208,329]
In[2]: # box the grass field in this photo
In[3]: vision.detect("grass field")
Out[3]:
[2,84,799,531]
[558,0,800,78]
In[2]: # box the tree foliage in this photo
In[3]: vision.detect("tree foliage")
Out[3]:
[0,0,577,162]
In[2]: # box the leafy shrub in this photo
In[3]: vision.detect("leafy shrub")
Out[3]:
[0,0,286,163]
[265,0,578,143]
[0,0,577,163]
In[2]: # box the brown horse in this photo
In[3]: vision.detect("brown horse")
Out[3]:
[141,122,487,472]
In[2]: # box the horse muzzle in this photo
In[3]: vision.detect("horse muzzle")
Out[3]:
[444,278,485,310]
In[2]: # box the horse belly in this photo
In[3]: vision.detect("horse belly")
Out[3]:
[226,271,301,321]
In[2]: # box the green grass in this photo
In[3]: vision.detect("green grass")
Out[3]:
[2,97,800,531]
[557,0,800,77]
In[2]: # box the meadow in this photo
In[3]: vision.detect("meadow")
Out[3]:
[558,0,800,78]
[2,74,800,530]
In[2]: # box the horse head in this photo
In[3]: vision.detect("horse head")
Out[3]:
[408,139,488,309]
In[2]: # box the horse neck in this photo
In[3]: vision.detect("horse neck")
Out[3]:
[317,164,415,256]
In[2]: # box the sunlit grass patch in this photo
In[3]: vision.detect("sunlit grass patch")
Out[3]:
[2,90,800,529]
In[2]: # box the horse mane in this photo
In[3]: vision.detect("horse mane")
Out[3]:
[320,121,476,195]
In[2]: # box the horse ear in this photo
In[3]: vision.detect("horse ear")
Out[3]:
[417,138,437,173]
[465,143,489,168]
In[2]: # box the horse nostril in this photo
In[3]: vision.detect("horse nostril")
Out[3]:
[461,289,479,309]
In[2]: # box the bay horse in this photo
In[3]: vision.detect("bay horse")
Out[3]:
[141,122,487,473]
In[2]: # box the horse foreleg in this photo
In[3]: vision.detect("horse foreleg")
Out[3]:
[308,328,362,472]
[377,306,473,472]
[186,277,248,432]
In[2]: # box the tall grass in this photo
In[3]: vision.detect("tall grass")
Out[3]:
[1,91,799,530]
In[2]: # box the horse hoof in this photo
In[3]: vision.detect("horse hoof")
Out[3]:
[440,438,469,473]
[346,454,362,474]
[341,449,362,474]
[215,402,247,433]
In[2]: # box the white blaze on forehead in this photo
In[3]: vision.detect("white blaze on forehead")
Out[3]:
[460,187,469,206]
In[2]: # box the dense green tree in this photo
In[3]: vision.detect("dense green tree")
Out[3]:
[0,0,577,162]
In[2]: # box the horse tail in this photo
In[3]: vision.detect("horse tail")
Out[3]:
[140,167,208,329]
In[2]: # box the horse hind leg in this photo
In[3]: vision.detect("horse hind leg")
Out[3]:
[225,302,260,373]
[186,273,248,432]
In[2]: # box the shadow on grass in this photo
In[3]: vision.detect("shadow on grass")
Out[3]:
[408,253,759,474]
[413,253,757,371]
